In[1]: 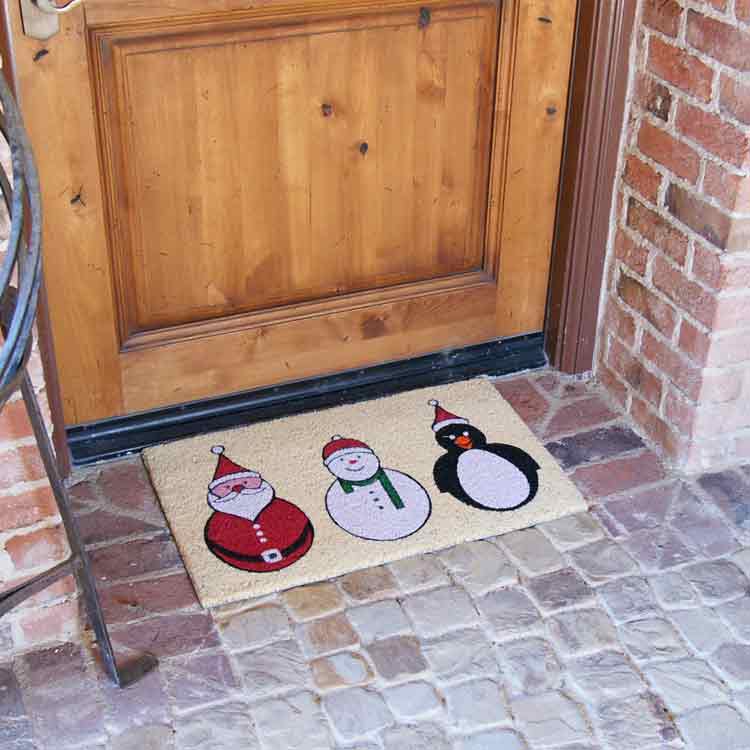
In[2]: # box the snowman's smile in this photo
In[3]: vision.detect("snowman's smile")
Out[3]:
[347,465,366,472]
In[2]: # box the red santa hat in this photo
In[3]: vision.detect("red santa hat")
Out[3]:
[428,399,469,432]
[322,435,374,466]
[208,446,258,491]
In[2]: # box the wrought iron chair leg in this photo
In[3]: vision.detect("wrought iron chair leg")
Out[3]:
[19,373,157,687]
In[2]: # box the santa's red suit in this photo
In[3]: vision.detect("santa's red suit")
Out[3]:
[204,446,314,573]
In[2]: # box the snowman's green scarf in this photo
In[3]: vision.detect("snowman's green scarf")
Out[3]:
[338,469,405,509]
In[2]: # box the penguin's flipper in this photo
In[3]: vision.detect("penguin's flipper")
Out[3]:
[486,443,540,475]
[433,454,455,494]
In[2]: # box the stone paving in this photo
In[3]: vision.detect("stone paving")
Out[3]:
[3,370,750,749]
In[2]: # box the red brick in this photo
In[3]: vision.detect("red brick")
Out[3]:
[0,445,46,492]
[704,0,727,9]
[635,74,672,121]
[544,396,617,439]
[617,272,677,337]
[676,102,750,168]
[687,10,750,71]
[99,572,199,624]
[597,362,629,409]
[76,507,162,546]
[89,535,182,583]
[626,197,689,264]
[678,319,711,365]
[603,298,637,347]
[4,525,68,571]
[608,338,663,407]
[96,459,164,523]
[643,0,683,36]
[614,229,649,276]
[494,378,550,429]
[16,599,80,647]
[637,121,700,184]
[630,395,684,460]
[652,254,717,327]
[703,162,750,213]
[738,0,750,23]
[0,486,57,532]
[665,183,732,251]
[20,574,76,608]
[571,451,665,498]
[641,329,703,399]
[111,612,220,658]
[691,243,722,290]
[623,154,662,203]
[720,75,750,126]
[647,36,714,102]
[0,398,33,444]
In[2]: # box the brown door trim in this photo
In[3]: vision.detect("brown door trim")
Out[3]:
[546,0,637,373]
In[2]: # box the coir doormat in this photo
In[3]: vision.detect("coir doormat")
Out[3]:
[143,379,586,608]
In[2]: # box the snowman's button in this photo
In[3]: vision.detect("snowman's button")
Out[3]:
[253,524,261,530]
[256,530,264,536]
[260,538,268,543]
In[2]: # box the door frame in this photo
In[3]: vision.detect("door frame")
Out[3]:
[1,0,636,470]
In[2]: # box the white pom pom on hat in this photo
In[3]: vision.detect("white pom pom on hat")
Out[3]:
[428,399,438,406]
[211,445,225,455]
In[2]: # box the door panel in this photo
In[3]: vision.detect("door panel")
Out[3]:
[3,0,577,424]
[97,7,497,338]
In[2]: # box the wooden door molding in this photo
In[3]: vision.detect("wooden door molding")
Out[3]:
[545,0,638,373]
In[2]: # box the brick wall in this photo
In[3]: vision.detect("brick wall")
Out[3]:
[598,0,750,472]
[0,142,74,653]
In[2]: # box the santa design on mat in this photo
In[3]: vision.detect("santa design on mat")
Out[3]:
[204,446,314,572]
[323,436,431,541]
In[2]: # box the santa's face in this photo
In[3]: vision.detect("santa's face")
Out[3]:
[208,472,275,519]
[328,451,380,481]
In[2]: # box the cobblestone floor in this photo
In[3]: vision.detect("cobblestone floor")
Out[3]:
[3,370,750,750]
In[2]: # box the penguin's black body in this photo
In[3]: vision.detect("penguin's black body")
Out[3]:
[432,423,540,511]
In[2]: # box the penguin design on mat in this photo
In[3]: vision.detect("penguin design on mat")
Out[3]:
[428,400,540,511]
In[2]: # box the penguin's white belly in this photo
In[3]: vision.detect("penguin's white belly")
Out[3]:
[326,469,431,541]
[456,449,531,510]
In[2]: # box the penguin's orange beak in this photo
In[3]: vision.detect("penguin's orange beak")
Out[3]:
[454,435,473,450]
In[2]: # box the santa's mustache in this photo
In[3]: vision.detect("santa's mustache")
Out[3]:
[211,486,266,503]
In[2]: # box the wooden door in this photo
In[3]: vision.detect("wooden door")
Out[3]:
[3,0,576,425]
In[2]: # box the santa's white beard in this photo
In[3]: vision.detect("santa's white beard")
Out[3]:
[207,484,274,521]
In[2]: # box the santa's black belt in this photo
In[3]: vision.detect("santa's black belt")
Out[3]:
[208,522,313,564]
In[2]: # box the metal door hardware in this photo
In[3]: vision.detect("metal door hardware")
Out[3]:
[21,0,83,42]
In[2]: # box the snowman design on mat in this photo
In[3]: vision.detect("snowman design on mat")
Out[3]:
[323,436,432,541]
[429,400,540,511]
[204,446,314,573]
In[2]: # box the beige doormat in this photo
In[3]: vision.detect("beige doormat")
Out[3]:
[143,379,586,608]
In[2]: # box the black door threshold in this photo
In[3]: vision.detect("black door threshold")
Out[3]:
[67,332,546,465]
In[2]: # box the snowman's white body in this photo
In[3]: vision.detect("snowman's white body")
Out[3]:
[456,449,531,510]
[326,468,431,541]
